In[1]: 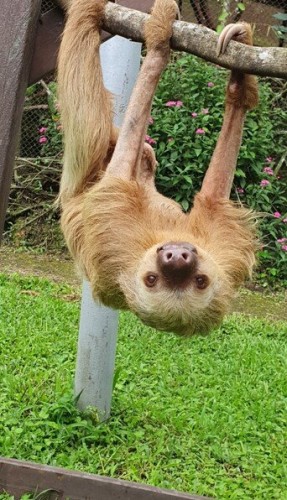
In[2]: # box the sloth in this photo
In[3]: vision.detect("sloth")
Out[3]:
[57,0,258,336]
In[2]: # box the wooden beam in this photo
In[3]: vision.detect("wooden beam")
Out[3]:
[28,10,122,85]
[29,1,155,85]
[54,0,287,78]
[29,7,65,85]
[29,7,116,84]
[0,457,212,500]
[103,4,287,78]
[0,0,42,238]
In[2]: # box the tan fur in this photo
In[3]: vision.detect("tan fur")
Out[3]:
[200,23,259,200]
[57,0,114,201]
[145,0,180,51]
[225,24,258,110]
[58,2,258,336]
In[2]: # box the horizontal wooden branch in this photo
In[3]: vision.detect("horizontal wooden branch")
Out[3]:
[54,0,287,78]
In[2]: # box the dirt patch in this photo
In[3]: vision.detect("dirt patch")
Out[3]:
[234,288,287,322]
[0,246,80,286]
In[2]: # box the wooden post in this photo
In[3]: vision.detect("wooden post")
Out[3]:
[0,0,42,237]
[75,36,142,420]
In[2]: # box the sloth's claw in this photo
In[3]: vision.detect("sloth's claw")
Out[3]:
[217,23,252,57]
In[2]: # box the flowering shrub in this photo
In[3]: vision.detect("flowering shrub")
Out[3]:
[243,163,287,286]
[147,54,287,286]
[37,82,63,158]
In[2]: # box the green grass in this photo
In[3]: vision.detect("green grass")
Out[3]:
[0,273,287,499]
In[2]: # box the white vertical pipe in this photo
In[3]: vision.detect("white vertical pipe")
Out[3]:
[74,36,142,421]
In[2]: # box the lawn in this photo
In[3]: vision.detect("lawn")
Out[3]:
[0,273,287,499]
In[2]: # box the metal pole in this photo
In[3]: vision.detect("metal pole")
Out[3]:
[74,36,142,421]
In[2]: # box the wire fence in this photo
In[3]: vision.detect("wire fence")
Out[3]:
[181,0,287,46]
[18,1,57,159]
[42,0,55,13]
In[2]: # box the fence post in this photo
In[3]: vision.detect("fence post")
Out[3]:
[74,36,142,421]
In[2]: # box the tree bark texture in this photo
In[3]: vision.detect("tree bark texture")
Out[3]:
[54,0,287,79]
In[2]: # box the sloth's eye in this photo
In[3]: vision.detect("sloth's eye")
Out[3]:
[195,275,209,290]
[144,274,158,287]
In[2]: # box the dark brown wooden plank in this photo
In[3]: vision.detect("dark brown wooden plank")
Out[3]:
[29,0,155,85]
[29,7,65,85]
[28,7,122,85]
[118,0,154,10]
[54,0,154,13]
[0,458,212,500]
[0,0,42,238]
[28,7,113,85]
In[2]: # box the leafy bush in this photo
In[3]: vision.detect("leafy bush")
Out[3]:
[272,12,287,43]
[146,54,287,287]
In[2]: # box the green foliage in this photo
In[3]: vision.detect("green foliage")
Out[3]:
[244,166,287,287]
[0,274,287,499]
[272,12,287,42]
[147,55,287,286]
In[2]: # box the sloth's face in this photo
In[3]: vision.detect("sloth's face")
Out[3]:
[120,241,231,336]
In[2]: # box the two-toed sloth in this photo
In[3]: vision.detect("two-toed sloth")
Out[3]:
[58,0,258,336]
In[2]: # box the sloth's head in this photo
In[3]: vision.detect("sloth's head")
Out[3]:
[120,240,232,336]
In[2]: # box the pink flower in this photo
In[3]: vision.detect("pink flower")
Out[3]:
[207,82,214,88]
[145,135,156,145]
[277,238,287,243]
[201,108,209,114]
[195,128,205,135]
[191,112,198,118]
[236,187,244,194]
[165,101,177,107]
[266,157,273,162]
[39,136,48,144]
[39,127,48,134]
[260,179,270,187]
[283,218,287,223]
[282,245,287,251]
[273,211,281,218]
[165,100,183,107]
[263,167,274,175]
[148,116,154,125]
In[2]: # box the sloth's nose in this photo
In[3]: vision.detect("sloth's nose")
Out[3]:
[157,242,198,287]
